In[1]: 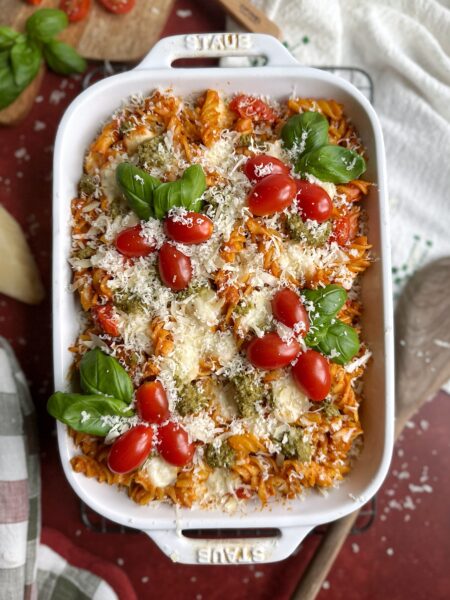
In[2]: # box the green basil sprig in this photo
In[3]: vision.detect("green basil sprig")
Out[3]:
[153,164,206,219]
[303,284,360,364]
[47,393,133,436]
[281,112,328,157]
[296,145,366,184]
[80,347,134,403]
[0,9,86,111]
[116,163,160,220]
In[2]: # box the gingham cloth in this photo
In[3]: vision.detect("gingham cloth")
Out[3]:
[0,337,117,600]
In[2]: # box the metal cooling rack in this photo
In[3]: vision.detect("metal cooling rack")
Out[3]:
[79,61,375,537]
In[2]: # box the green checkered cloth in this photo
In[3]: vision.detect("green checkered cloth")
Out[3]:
[0,337,117,600]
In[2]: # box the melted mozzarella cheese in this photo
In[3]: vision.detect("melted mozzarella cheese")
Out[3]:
[145,456,178,488]
[272,374,310,423]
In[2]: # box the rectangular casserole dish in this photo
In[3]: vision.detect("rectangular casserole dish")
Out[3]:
[53,33,394,565]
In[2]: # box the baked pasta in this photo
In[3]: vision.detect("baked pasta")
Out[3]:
[48,89,372,511]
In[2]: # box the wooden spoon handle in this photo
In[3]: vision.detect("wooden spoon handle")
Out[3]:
[217,0,283,39]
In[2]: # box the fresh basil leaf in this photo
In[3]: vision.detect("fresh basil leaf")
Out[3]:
[153,164,206,219]
[79,348,134,403]
[0,27,19,50]
[47,392,133,436]
[0,51,24,110]
[303,284,347,318]
[316,320,360,365]
[43,40,86,75]
[116,162,160,220]
[281,112,329,157]
[296,144,366,183]
[10,38,41,88]
[26,8,68,43]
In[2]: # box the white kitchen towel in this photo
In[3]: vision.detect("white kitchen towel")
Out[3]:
[227,0,450,298]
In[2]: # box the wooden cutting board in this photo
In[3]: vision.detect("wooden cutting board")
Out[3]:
[0,0,174,124]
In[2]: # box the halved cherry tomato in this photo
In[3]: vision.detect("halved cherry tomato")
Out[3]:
[248,173,297,216]
[158,422,195,467]
[164,212,213,245]
[107,425,153,474]
[246,332,301,370]
[136,381,169,425]
[271,288,309,335]
[330,214,358,246]
[98,0,135,14]
[236,487,252,500]
[158,242,192,291]
[115,224,155,257]
[291,350,331,402]
[244,155,290,183]
[229,95,277,123]
[92,303,120,337]
[59,0,90,23]
[295,180,333,223]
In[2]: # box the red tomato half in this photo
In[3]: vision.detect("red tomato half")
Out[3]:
[295,180,333,223]
[136,381,169,425]
[158,422,195,467]
[115,224,155,257]
[59,0,90,22]
[229,94,277,123]
[291,350,331,402]
[330,214,358,246]
[248,173,297,216]
[98,0,135,14]
[158,242,192,291]
[271,288,309,335]
[244,155,290,183]
[164,212,213,245]
[246,333,301,370]
[92,304,120,337]
[107,425,153,474]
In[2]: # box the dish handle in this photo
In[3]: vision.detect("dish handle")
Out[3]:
[144,525,312,565]
[135,33,298,70]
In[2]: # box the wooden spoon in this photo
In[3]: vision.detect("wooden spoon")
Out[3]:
[217,0,282,39]
[291,256,450,600]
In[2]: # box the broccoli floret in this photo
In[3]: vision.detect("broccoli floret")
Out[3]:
[286,214,332,247]
[231,373,264,418]
[113,293,145,314]
[323,400,340,419]
[177,281,210,301]
[109,197,127,219]
[78,173,97,197]
[119,119,135,135]
[176,381,209,416]
[233,300,254,316]
[136,136,167,170]
[74,246,96,259]
[204,442,235,468]
[281,428,312,462]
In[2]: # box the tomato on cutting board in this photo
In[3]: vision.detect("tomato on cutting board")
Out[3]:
[107,425,153,474]
[164,212,213,244]
[115,224,155,257]
[158,422,195,467]
[136,381,170,425]
[247,173,297,216]
[59,0,91,22]
[295,180,333,223]
[244,155,290,183]
[98,0,135,14]
[246,332,301,370]
[291,350,331,402]
[92,303,120,337]
[158,242,192,291]
[271,287,310,334]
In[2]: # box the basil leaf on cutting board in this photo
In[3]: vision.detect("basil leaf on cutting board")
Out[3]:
[79,348,134,403]
[296,144,366,184]
[153,164,206,219]
[26,8,68,43]
[0,27,20,50]
[10,38,41,88]
[47,392,133,436]
[316,320,360,365]
[43,40,87,75]
[116,162,160,220]
[281,112,329,157]
[0,50,23,110]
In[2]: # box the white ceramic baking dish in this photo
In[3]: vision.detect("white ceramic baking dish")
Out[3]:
[53,33,394,565]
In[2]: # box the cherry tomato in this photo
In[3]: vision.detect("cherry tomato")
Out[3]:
[271,288,310,335]
[295,180,333,223]
[164,212,213,245]
[248,173,297,216]
[244,155,290,183]
[136,381,169,425]
[236,487,252,500]
[26,0,43,5]
[291,350,331,402]
[158,242,192,291]
[59,0,90,22]
[158,422,195,467]
[97,0,135,14]
[92,303,120,337]
[330,214,358,246]
[246,332,301,370]
[115,224,155,258]
[107,425,153,474]
[229,94,277,123]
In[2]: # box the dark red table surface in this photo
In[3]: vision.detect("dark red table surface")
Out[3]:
[1,1,449,598]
